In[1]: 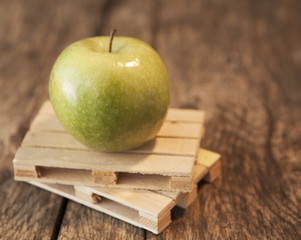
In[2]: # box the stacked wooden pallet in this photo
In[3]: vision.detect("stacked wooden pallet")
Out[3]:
[13,101,221,234]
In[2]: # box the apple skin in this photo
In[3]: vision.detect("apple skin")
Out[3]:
[49,37,170,152]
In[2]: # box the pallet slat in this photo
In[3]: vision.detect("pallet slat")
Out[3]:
[14,147,195,176]
[38,101,205,124]
[74,186,174,216]
[30,114,204,139]
[166,108,205,123]
[22,131,200,156]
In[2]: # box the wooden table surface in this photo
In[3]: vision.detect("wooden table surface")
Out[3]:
[1,0,301,239]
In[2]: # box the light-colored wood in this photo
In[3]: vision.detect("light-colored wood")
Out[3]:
[14,147,195,176]
[192,165,209,184]
[197,148,222,169]
[176,184,198,208]
[158,122,203,139]
[196,148,222,182]
[169,176,192,192]
[92,171,119,185]
[74,187,96,203]
[29,182,174,234]
[204,160,222,182]
[166,108,205,123]
[22,131,200,156]
[30,111,204,139]
[13,165,41,178]
[15,169,186,191]
[37,101,56,116]
[74,186,175,217]
[38,101,205,124]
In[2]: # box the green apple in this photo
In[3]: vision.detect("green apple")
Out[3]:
[49,35,170,152]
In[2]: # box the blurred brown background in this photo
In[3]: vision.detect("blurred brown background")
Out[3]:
[0,0,301,239]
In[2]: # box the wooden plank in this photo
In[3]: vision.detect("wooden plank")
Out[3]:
[30,108,204,139]
[37,101,56,116]
[75,186,175,217]
[22,131,200,156]
[176,184,198,209]
[158,121,203,139]
[166,108,205,123]
[14,146,195,176]
[39,100,205,124]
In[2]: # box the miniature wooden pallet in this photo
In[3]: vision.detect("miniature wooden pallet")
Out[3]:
[14,101,206,192]
[28,149,221,234]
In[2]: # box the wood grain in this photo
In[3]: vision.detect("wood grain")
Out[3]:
[1,0,301,239]
[0,0,103,238]
[0,0,143,239]
[147,0,301,239]
[58,200,145,240]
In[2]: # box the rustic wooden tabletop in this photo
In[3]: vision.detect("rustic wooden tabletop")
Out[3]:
[1,0,301,239]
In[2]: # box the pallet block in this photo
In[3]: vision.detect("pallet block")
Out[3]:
[198,148,222,182]
[27,148,221,234]
[14,101,205,192]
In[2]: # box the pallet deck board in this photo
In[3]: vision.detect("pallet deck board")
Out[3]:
[31,101,205,139]
[22,131,200,156]
[30,114,204,139]
[74,186,175,216]
[38,101,205,124]
[14,147,195,176]
[166,108,205,123]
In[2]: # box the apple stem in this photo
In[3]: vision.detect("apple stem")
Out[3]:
[109,29,117,53]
